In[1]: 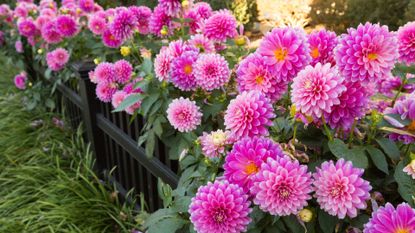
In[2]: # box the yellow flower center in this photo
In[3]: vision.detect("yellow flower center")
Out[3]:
[304,80,311,89]
[407,120,415,132]
[274,48,288,61]
[255,76,264,85]
[245,162,259,175]
[183,64,192,75]
[367,53,378,61]
[395,228,410,233]
[211,132,227,146]
[310,47,320,59]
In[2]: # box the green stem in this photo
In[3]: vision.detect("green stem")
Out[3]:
[292,122,298,143]
[392,75,407,106]
[348,119,357,147]
[322,115,333,141]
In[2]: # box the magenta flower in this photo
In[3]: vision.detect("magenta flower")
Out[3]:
[203,10,237,42]
[313,159,372,219]
[185,2,212,34]
[158,0,181,16]
[291,63,345,119]
[154,46,173,82]
[79,0,94,13]
[18,18,36,37]
[398,22,415,65]
[88,14,107,35]
[14,72,27,90]
[258,27,311,82]
[251,156,313,216]
[149,5,173,37]
[94,62,116,84]
[56,15,78,38]
[96,82,117,103]
[114,59,132,84]
[224,137,285,192]
[188,34,215,53]
[128,6,151,34]
[41,20,62,44]
[335,22,398,83]
[199,130,232,158]
[224,91,275,139]
[46,48,70,71]
[378,74,402,98]
[189,180,251,233]
[364,203,415,233]
[110,8,137,41]
[237,53,288,102]
[307,29,337,66]
[171,51,198,91]
[167,97,202,132]
[102,29,123,48]
[194,53,230,91]
[111,90,127,109]
[15,40,23,53]
[168,39,198,58]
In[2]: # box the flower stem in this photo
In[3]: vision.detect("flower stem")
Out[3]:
[321,115,333,141]
[348,119,357,147]
[392,75,407,106]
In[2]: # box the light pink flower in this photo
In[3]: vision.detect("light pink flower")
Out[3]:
[167,97,202,132]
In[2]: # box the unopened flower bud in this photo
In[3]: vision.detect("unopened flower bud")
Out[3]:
[298,208,313,222]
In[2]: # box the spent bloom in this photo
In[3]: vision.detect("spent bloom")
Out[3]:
[189,180,251,233]
[199,130,232,158]
[313,159,372,219]
[14,72,27,90]
[251,156,313,216]
[194,53,230,91]
[397,21,415,65]
[202,10,237,42]
[170,51,199,91]
[258,27,311,82]
[307,29,337,65]
[224,137,285,192]
[167,97,202,132]
[363,203,415,233]
[335,22,398,83]
[224,91,275,139]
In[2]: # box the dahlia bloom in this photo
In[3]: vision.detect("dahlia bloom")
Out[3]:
[15,40,23,53]
[114,59,132,84]
[335,22,398,83]
[384,92,415,144]
[154,46,173,82]
[128,6,151,34]
[170,51,198,91]
[194,53,230,91]
[96,82,117,103]
[189,180,251,233]
[251,156,313,216]
[224,91,275,139]
[224,137,285,192]
[258,27,311,82]
[18,18,37,37]
[363,203,415,233]
[46,48,70,71]
[41,20,62,44]
[291,63,346,119]
[188,34,215,53]
[307,29,337,66]
[14,73,27,90]
[102,29,123,48]
[79,0,94,13]
[192,2,212,19]
[403,160,415,179]
[397,22,415,65]
[324,80,370,130]
[94,62,116,84]
[158,0,181,17]
[55,15,78,38]
[199,130,232,158]
[110,8,137,41]
[313,159,372,219]
[203,10,237,42]
[167,97,202,132]
[237,53,288,102]
[185,2,212,34]
[111,90,127,109]
[88,14,107,35]
[149,5,173,37]
[167,39,198,58]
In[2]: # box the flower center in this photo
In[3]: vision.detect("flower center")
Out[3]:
[367,53,378,61]
[245,162,259,175]
[183,64,192,75]
[274,48,288,61]
[211,132,226,146]
[407,120,415,132]
[213,208,227,223]
[255,76,264,85]
[395,228,410,233]
[330,183,345,198]
[178,112,187,120]
[310,47,319,59]
[277,185,291,200]
[304,80,312,89]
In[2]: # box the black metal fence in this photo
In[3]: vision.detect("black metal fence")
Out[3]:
[56,62,179,212]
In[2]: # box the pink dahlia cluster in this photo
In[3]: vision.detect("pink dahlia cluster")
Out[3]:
[14,72,28,90]
[335,22,398,83]
[313,159,372,219]
[224,91,275,139]
[184,2,212,34]
[189,180,252,233]
[46,48,70,71]
[223,137,285,192]
[384,92,415,144]
[363,203,415,233]
[109,8,137,41]
[199,130,233,158]
[307,29,337,66]
[166,97,202,132]
[398,22,415,65]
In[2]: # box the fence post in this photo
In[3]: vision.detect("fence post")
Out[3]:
[73,62,107,171]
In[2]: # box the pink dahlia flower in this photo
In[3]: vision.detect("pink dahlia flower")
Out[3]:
[203,10,237,42]
[224,137,285,192]
[158,0,181,17]
[188,34,215,53]
[167,97,202,132]
[199,130,232,158]
[41,20,62,44]
[224,91,275,139]
[15,40,23,53]
[335,22,398,83]
[291,63,346,118]
[363,203,415,233]
[88,14,107,35]
[185,2,212,34]
[18,18,37,37]
[313,159,372,219]
[154,46,173,82]
[114,59,132,84]
[258,27,311,82]
[170,51,198,91]
[403,160,415,180]
[96,82,117,103]
[307,29,337,66]
[167,39,198,58]
[111,90,127,109]
[149,5,173,37]
[14,72,27,90]
[94,62,116,84]
[192,2,212,19]
[398,22,415,65]
[237,53,288,102]
[46,48,70,71]
[56,15,78,38]
[324,80,370,130]
[110,8,137,41]
[189,180,251,233]
[102,29,123,48]
[79,0,94,13]
[128,6,151,34]
[251,156,313,216]
[194,53,230,91]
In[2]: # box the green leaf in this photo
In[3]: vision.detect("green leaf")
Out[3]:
[394,161,415,205]
[366,146,389,174]
[153,117,163,137]
[145,131,156,158]
[112,94,144,112]
[171,196,192,213]
[141,58,153,75]
[282,215,305,233]
[147,216,187,233]
[141,92,160,117]
[328,139,368,168]
[144,208,176,228]
[45,98,55,109]
[318,209,338,233]
[376,138,400,161]
[157,178,173,208]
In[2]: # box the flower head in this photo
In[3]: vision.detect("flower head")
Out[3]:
[199,130,232,158]
[188,34,215,53]
[335,22,398,83]
[79,0,94,13]
[94,62,116,84]
[41,20,62,44]
[194,53,230,91]
[102,28,123,48]
[110,8,137,41]
[189,180,251,233]
[224,137,285,192]
[225,91,275,139]
[56,15,78,37]
[18,18,36,37]
[363,203,415,233]
[154,46,173,81]
[158,0,181,17]
[202,10,237,42]
[171,51,199,91]
[15,40,23,53]
[307,29,337,66]
[313,159,372,219]
[149,5,173,37]
[398,22,415,65]
[114,59,132,84]
[14,72,27,90]
[96,82,117,103]
[251,156,313,216]
[111,90,127,109]
[46,48,70,71]
[88,14,107,35]
[167,97,202,132]
[403,160,415,180]
[128,6,151,34]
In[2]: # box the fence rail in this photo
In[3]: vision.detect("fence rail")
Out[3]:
[55,62,179,212]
